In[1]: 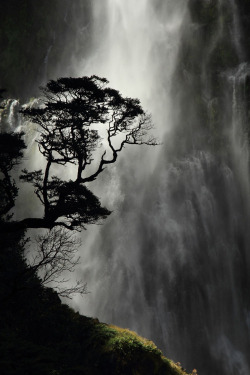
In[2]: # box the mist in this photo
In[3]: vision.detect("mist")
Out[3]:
[1,1,250,374]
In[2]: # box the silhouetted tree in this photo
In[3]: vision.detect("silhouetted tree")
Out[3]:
[1,75,156,233]
[0,105,85,299]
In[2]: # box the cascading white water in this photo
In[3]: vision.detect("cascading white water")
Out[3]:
[229,63,250,211]
[0,99,21,130]
[77,0,187,133]
[72,0,188,331]
[72,0,188,315]
[3,1,250,374]
[65,1,250,374]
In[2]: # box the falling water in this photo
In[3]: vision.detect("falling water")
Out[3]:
[73,0,188,316]
[2,99,21,130]
[3,0,250,374]
[66,1,250,374]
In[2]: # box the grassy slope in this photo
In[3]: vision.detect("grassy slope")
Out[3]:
[0,233,188,375]
[0,298,188,375]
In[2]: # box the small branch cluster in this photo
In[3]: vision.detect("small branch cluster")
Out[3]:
[26,227,87,299]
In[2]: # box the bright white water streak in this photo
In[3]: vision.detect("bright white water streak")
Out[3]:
[77,0,187,137]
[72,0,188,306]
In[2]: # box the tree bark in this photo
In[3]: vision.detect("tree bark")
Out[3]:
[0,218,55,233]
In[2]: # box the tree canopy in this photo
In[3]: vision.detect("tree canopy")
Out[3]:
[1,75,157,233]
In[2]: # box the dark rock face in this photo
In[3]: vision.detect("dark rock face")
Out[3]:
[0,0,92,100]
[236,0,250,60]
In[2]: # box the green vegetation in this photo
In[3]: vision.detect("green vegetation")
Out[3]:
[0,232,188,375]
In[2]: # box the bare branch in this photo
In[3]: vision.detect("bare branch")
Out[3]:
[25,227,87,299]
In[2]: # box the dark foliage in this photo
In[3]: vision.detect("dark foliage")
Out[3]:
[1,75,156,233]
[0,235,185,375]
[0,132,26,218]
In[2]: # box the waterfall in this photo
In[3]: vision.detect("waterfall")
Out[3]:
[67,1,250,374]
[1,99,21,130]
[2,0,250,374]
